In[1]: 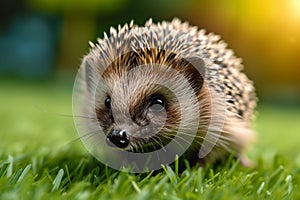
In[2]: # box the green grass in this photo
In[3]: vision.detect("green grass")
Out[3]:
[0,79,300,200]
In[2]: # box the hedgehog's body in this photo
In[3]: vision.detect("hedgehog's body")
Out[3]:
[76,18,257,169]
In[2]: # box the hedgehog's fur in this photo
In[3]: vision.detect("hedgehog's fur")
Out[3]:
[79,18,257,166]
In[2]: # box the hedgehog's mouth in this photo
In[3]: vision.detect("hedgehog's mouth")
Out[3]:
[126,134,176,153]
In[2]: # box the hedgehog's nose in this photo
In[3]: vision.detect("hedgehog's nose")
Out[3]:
[106,129,129,148]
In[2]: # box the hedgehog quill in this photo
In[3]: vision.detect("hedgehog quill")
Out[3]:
[72,18,257,172]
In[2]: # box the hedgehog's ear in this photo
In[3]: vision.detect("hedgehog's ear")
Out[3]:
[81,56,97,95]
[185,56,206,92]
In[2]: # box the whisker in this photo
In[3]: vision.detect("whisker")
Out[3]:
[35,105,97,120]
[160,127,232,153]
[137,140,145,152]
[163,125,232,145]
[70,115,98,120]
[68,129,101,144]
[153,136,167,152]
[160,134,185,152]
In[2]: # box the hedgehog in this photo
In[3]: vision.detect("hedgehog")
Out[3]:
[72,18,257,172]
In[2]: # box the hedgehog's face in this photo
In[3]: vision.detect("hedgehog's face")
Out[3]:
[81,51,205,153]
[94,64,183,152]
[98,93,171,150]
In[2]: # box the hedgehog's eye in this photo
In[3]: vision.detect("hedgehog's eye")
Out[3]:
[149,94,165,112]
[105,97,111,109]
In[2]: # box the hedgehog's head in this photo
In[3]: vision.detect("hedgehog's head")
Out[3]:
[81,49,205,152]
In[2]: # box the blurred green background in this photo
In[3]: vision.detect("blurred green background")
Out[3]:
[0,0,300,157]
[1,0,300,103]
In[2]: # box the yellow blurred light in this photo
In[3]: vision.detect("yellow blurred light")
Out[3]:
[289,0,300,19]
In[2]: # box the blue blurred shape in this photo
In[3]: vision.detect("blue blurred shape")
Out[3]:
[0,15,55,78]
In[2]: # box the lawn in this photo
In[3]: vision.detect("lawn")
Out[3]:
[0,79,300,200]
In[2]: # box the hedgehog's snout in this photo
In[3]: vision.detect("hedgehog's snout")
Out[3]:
[106,129,129,148]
